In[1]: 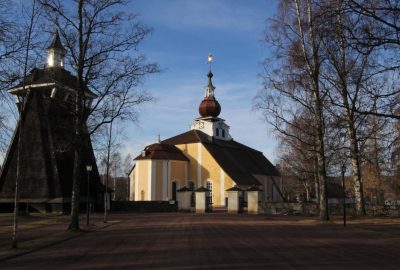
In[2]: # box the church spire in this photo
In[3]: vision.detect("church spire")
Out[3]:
[46,30,66,68]
[198,53,221,118]
[204,71,215,97]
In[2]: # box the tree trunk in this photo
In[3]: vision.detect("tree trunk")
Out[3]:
[69,145,82,231]
[295,0,329,221]
[68,0,84,231]
[335,5,366,216]
[315,102,329,220]
[347,123,366,215]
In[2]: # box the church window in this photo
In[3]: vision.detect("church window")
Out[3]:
[188,181,195,206]
[172,181,178,201]
[216,128,219,136]
[206,180,213,204]
[222,129,225,138]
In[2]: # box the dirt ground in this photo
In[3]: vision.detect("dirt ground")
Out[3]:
[1,212,400,269]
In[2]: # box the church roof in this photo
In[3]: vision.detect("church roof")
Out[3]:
[134,143,189,161]
[162,130,279,186]
[9,67,96,97]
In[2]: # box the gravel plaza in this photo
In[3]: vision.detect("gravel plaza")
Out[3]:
[1,212,400,269]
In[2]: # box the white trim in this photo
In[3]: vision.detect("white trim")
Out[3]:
[9,82,97,99]
[163,160,168,200]
[220,168,225,206]
[8,83,56,93]
[197,143,202,187]
[168,161,171,199]
[134,162,140,201]
[147,160,152,200]
[151,161,156,200]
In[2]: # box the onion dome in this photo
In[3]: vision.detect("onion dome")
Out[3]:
[198,71,221,117]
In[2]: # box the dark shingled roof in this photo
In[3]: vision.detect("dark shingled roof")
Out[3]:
[162,130,279,187]
[10,67,95,97]
[195,186,210,192]
[177,186,191,192]
[226,186,243,191]
[134,143,189,161]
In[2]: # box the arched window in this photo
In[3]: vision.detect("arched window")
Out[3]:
[222,129,225,138]
[206,180,213,204]
[188,181,195,206]
[172,181,178,201]
[216,128,219,136]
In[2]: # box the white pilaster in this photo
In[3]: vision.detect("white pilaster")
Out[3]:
[220,168,225,206]
[197,143,202,187]
[134,162,140,201]
[147,160,152,200]
[168,161,171,199]
[163,160,168,200]
[151,161,156,200]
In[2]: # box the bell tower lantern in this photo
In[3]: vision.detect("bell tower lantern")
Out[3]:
[46,31,66,68]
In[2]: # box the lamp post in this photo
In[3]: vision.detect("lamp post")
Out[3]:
[341,163,346,227]
[86,165,92,226]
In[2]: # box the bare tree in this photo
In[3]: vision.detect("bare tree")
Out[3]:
[123,153,133,176]
[10,0,41,248]
[276,112,318,202]
[39,0,158,231]
[343,0,400,119]
[0,0,44,157]
[255,0,330,220]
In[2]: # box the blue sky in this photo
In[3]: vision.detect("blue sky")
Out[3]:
[121,0,279,162]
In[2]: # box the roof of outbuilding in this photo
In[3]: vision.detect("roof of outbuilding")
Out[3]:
[162,129,279,186]
[134,143,189,161]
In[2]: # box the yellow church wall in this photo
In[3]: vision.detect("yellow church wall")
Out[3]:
[170,160,186,189]
[130,143,239,205]
[175,143,198,184]
[175,142,237,206]
[200,145,220,204]
[137,160,149,201]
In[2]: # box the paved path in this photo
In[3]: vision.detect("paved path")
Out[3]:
[1,213,400,269]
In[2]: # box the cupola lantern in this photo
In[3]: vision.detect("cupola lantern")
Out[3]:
[46,31,66,68]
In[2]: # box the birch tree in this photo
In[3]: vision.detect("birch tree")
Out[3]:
[255,0,330,220]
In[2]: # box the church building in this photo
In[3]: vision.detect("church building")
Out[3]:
[129,60,283,207]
